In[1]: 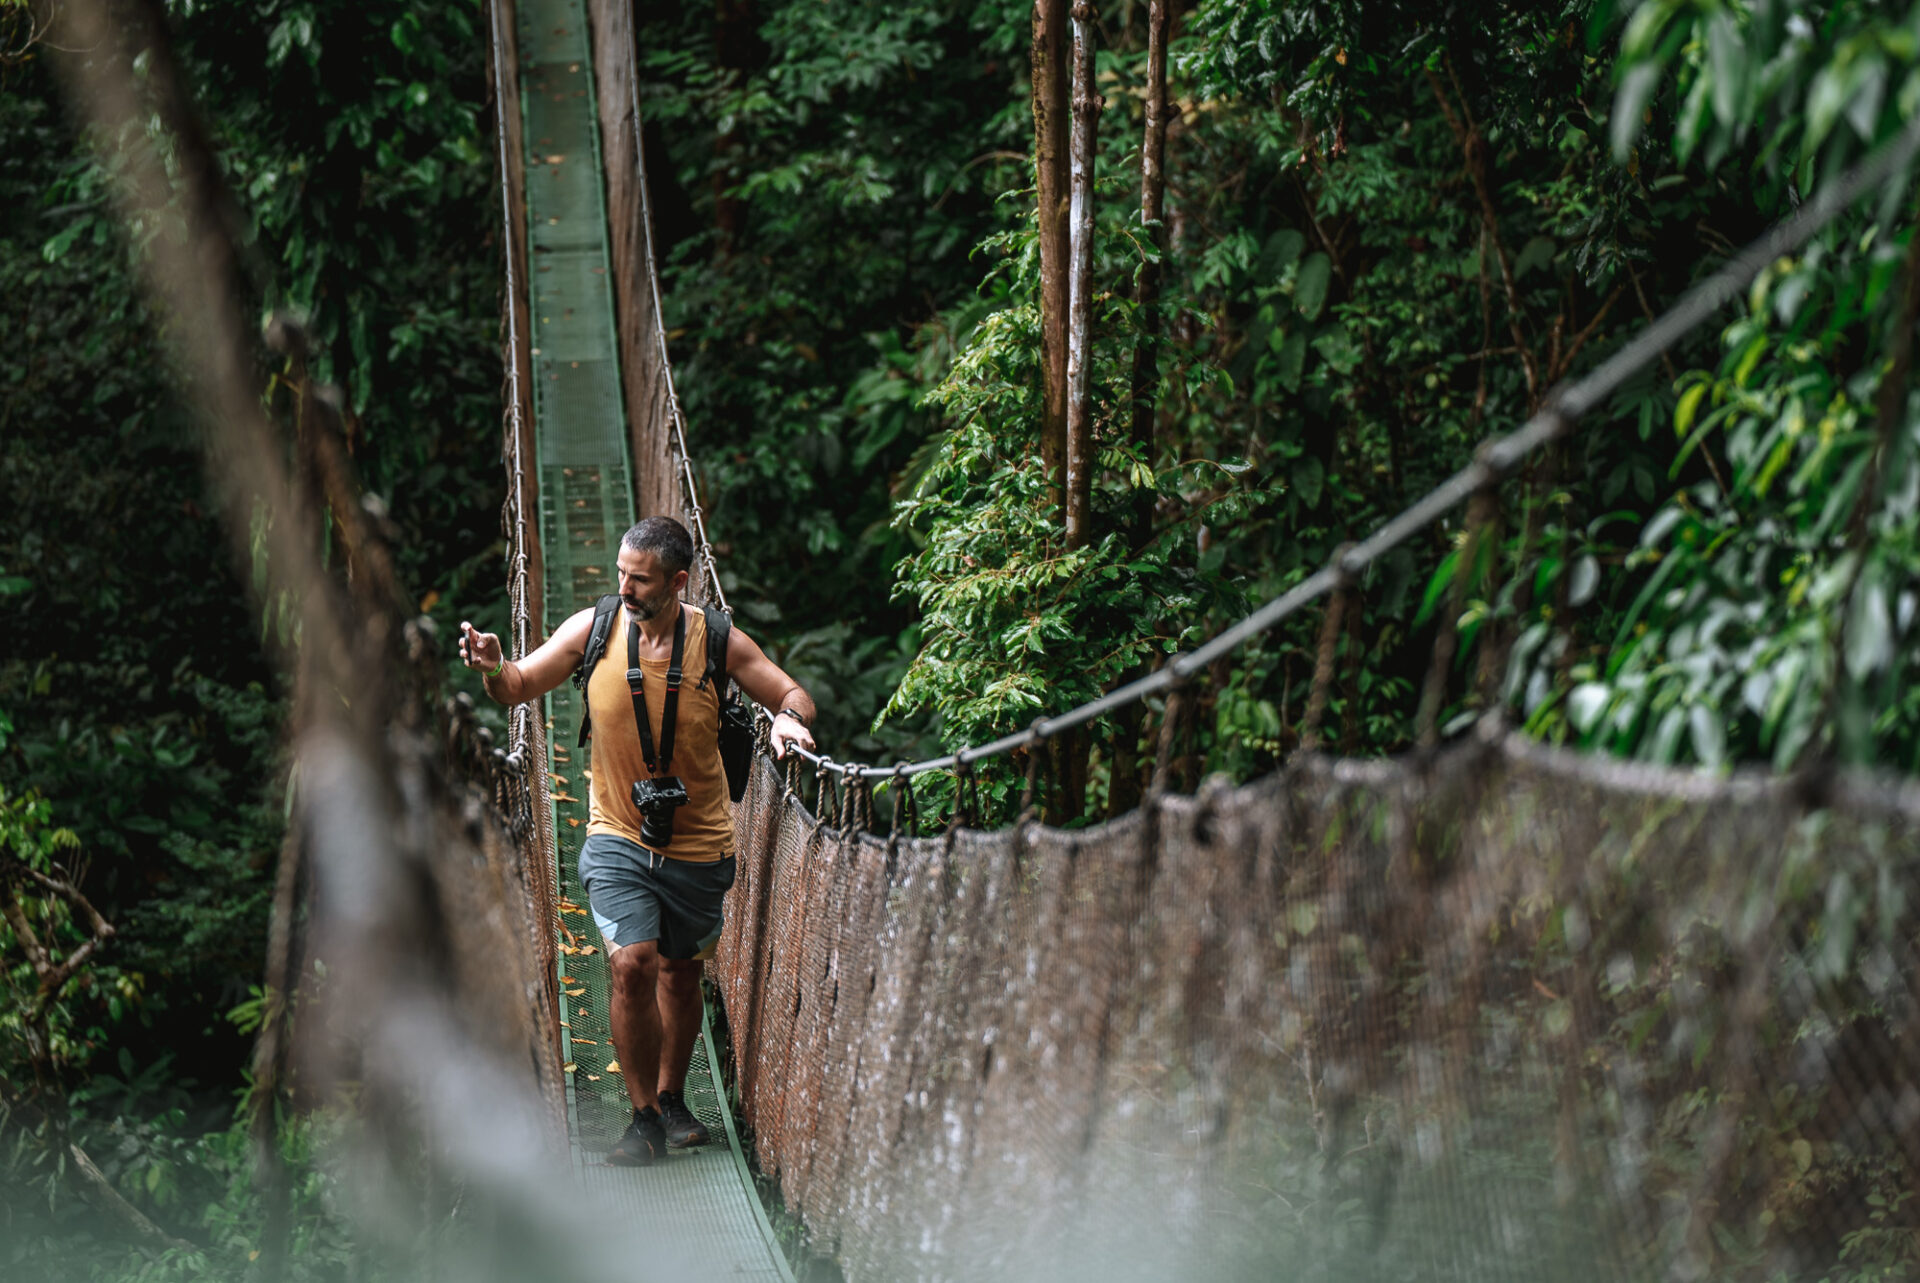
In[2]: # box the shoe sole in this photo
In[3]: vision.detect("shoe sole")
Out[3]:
[605,1147,659,1167]
[605,1136,662,1167]
[666,1131,711,1149]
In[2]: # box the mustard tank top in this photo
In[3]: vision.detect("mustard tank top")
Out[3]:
[584,604,734,862]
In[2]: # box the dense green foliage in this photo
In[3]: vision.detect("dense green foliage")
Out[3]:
[1530,0,1920,772]
[860,0,1920,821]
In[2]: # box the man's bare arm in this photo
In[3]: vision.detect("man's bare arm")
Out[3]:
[725,626,817,759]
[459,607,596,706]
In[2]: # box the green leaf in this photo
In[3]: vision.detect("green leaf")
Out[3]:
[1274,329,1306,393]
[1415,549,1461,627]
[1512,237,1555,280]
[1845,55,1888,141]
[1706,10,1746,128]
[1844,579,1893,679]
[1310,327,1361,374]
[1293,455,1325,510]
[1650,705,1687,764]
[1259,228,1305,283]
[1732,333,1769,386]
[41,221,85,264]
[1568,556,1600,607]
[1687,703,1726,767]
[1569,683,1611,733]
[1612,60,1665,161]
[1640,505,1683,549]
[1675,72,1712,165]
[1674,381,1709,437]
[1294,253,1332,321]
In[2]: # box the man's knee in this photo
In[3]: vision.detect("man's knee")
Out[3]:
[609,941,660,994]
[658,957,703,998]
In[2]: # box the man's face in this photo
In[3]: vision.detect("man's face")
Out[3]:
[616,547,684,620]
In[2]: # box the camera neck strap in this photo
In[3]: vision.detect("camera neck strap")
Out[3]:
[625,604,685,776]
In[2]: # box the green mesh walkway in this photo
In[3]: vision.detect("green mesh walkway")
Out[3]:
[519,1,788,1274]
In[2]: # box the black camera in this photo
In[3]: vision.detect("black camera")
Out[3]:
[631,775,689,849]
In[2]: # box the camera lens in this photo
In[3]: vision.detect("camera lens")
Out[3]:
[640,807,675,849]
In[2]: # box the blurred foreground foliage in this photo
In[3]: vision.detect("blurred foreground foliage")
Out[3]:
[2,0,499,1268]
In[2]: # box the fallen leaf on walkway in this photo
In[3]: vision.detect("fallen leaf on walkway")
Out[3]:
[567,817,580,828]
[587,1074,600,1081]
[562,1062,577,1074]
[572,1038,598,1045]
[605,1060,620,1074]
[565,988,585,997]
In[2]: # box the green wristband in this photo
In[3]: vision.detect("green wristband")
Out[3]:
[487,657,506,679]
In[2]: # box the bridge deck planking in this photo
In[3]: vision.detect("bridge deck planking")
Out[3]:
[517,0,789,1275]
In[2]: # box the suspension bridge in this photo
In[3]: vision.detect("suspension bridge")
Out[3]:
[45,0,1920,1276]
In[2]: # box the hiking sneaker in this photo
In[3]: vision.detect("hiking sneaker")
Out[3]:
[657,1089,711,1149]
[607,1107,666,1167]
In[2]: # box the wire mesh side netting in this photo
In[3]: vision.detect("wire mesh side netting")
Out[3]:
[712,732,1920,1283]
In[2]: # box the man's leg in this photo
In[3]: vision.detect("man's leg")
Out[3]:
[656,957,704,1095]
[607,940,663,1113]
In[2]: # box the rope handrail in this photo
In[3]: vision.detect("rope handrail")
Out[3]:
[765,114,1920,783]
[624,47,731,617]
[491,0,537,774]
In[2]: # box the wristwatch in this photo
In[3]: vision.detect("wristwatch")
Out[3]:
[775,707,809,728]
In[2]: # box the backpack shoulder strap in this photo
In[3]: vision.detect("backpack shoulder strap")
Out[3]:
[700,605,731,693]
[573,594,622,747]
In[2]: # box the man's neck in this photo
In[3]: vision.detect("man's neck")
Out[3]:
[629,600,682,646]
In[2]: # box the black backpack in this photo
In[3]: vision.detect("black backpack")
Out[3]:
[572,596,755,802]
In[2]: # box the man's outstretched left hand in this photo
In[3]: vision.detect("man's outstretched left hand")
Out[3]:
[769,711,815,761]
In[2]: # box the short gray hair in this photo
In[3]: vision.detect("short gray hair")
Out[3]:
[621,517,693,577]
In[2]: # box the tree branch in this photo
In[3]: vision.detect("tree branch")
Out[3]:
[1426,64,1540,407]
[68,1141,202,1255]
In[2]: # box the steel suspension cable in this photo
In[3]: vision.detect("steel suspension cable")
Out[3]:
[621,28,731,616]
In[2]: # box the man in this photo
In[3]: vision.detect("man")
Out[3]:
[458,516,816,1166]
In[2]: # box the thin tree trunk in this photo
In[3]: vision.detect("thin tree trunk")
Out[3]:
[1128,0,1170,549]
[1064,2,1100,549]
[1032,0,1070,514]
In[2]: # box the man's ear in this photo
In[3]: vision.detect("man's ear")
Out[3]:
[673,568,691,596]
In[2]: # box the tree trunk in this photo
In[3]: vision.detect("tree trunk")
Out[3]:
[1128,0,1169,549]
[712,0,762,262]
[1032,0,1070,514]
[1064,3,1100,550]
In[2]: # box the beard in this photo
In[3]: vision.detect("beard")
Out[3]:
[624,589,673,621]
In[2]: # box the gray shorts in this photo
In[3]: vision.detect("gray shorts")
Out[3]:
[578,833,736,960]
